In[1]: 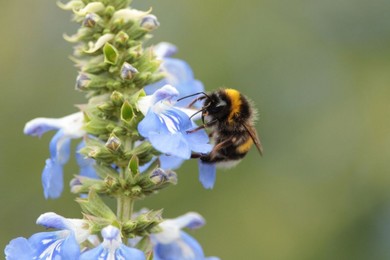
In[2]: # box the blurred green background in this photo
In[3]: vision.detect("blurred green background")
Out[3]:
[1,0,390,259]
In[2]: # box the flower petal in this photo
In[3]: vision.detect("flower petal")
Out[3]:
[36,212,90,244]
[42,159,64,199]
[29,230,80,259]
[154,231,204,260]
[159,155,184,170]
[198,161,217,189]
[4,237,35,260]
[76,141,98,179]
[49,130,71,165]
[172,212,205,230]
[24,112,85,138]
[36,212,69,230]
[80,226,145,260]
[23,118,62,137]
[85,33,115,53]
[153,42,178,59]
[144,58,205,107]
[138,85,179,115]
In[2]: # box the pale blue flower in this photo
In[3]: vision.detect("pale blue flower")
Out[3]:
[5,212,89,260]
[24,112,85,199]
[80,225,145,260]
[145,42,205,107]
[138,85,212,160]
[152,212,219,260]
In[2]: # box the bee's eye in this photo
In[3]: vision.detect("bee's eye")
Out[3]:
[209,102,226,113]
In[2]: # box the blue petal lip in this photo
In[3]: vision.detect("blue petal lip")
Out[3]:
[4,237,35,260]
[159,155,184,170]
[42,159,64,199]
[29,231,80,259]
[198,160,217,189]
[153,231,206,260]
[139,108,204,159]
[137,109,161,137]
[76,141,98,179]
[49,130,71,165]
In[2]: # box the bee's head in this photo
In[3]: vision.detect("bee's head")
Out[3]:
[203,92,230,121]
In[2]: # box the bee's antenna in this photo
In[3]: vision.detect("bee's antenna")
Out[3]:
[177,92,210,102]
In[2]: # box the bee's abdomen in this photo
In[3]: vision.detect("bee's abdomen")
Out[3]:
[200,134,251,163]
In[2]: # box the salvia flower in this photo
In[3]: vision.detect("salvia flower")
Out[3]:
[152,212,219,260]
[24,112,85,199]
[137,85,212,160]
[5,212,90,259]
[80,225,145,260]
[145,42,205,107]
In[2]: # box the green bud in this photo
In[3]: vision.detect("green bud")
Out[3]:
[75,73,115,92]
[121,100,134,123]
[88,146,116,163]
[70,176,106,194]
[129,155,139,176]
[110,91,124,106]
[112,126,128,136]
[104,5,116,18]
[103,42,119,65]
[115,31,130,46]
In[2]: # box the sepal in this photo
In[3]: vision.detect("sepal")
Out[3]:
[122,210,163,238]
[76,190,117,225]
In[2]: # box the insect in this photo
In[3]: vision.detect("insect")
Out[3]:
[178,88,263,167]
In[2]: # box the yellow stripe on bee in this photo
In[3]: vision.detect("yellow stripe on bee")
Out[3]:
[236,138,253,153]
[225,89,241,123]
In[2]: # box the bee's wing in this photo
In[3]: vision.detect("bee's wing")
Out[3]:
[243,123,263,156]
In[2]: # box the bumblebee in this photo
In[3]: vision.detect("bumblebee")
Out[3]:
[179,88,263,167]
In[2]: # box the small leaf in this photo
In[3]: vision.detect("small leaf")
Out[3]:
[103,42,119,65]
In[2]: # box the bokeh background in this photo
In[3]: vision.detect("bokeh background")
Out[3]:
[1,0,390,259]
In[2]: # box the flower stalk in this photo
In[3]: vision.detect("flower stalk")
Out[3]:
[6,0,220,259]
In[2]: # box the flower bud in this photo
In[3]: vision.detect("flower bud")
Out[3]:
[140,15,159,30]
[105,134,121,151]
[150,168,168,185]
[110,91,124,106]
[82,13,100,28]
[75,73,91,90]
[120,62,138,80]
[115,31,129,45]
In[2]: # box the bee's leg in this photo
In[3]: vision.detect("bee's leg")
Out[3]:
[191,152,203,159]
[208,136,234,160]
[186,119,218,134]
[187,96,206,108]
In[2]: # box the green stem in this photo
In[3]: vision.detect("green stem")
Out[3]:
[117,195,134,222]
[117,167,134,223]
